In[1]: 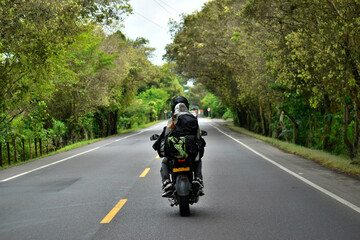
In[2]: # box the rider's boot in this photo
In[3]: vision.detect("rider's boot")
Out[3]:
[193,178,205,196]
[162,179,174,198]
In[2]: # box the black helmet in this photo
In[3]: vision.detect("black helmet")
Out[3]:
[171,96,189,113]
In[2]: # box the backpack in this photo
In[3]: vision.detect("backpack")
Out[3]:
[165,114,203,160]
[166,134,199,159]
[152,127,167,158]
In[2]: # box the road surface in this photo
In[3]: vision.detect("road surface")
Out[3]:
[1,118,360,240]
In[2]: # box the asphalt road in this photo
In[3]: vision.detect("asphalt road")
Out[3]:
[1,118,360,240]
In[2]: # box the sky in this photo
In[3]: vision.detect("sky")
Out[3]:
[121,0,209,66]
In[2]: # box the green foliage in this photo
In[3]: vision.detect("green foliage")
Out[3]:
[200,92,226,118]
[141,64,185,99]
[0,1,183,167]
[188,83,207,108]
[222,109,233,120]
[165,0,360,160]
[0,0,132,133]
[51,120,67,138]
[138,88,170,116]
[119,88,171,128]
[48,28,115,121]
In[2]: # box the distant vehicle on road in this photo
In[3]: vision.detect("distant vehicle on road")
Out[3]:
[190,107,198,117]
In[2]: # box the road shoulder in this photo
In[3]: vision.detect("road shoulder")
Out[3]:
[210,119,360,212]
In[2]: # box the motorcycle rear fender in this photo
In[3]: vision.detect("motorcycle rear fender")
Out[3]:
[175,174,191,196]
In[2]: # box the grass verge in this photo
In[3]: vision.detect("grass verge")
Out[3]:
[0,120,163,170]
[225,123,360,180]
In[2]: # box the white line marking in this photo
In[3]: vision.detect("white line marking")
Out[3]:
[209,123,360,214]
[0,127,158,182]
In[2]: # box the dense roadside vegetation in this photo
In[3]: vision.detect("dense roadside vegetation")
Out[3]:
[0,0,225,169]
[2,0,360,175]
[0,0,185,168]
[165,0,360,163]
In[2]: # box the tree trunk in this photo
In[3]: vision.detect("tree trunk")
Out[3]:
[307,115,314,148]
[112,111,119,135]
[7,141,10,165]
[83,126,89,141]
[267,107,272,137]
[39,138,43,156]
[13,138,17,162]
[281,109,299,144]
[233,108,240,126]
[52,137,56,150]
[351,98,360,159]
[246,111,251,130]
[101,118,105,137]
[0,142,2,167]
[70,128,75,144]
[59,136,63,148]
[46,139,49,155]
[29,138,32,159]
[64,134,68,146]
[259,101,266,136]
[235,107,247,127]
[22,137,25,161]
[35,138,38,158]
[342,36,360,159]
[279,111,289,142]
[342,98,355,159]
[322,94,333,152]
[107,111,111,136]
[272,109,280,138]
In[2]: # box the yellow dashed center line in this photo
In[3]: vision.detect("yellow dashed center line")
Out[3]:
[100,167,153,224]
[156,155,160,159]
[139,168,150,177]
[100,199,128,224]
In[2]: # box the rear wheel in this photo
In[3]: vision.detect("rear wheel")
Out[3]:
[179,196,190,216]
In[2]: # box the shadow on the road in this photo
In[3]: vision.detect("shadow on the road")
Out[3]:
[165,207,215,219]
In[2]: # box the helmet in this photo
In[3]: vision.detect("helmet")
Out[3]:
[171,96,189,113]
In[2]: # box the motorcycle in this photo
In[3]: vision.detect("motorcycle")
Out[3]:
[150,130,207,216]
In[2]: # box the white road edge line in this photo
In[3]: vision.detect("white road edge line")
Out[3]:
[209,123,360,214]
[0,126,159,183]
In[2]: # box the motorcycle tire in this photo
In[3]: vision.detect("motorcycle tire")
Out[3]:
[179,196,190,216]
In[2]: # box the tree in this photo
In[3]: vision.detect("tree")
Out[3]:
[137,88,170,121]
[243,0,360,157]
[165,0,273,132]
[0,0,132,139]
[96,31,157,136]
[188,83,207,108]
[47,28,116,140]
[165,0,360,159]
[200,93,226,118]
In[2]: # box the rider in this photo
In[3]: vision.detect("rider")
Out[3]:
[155,96,205,197]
